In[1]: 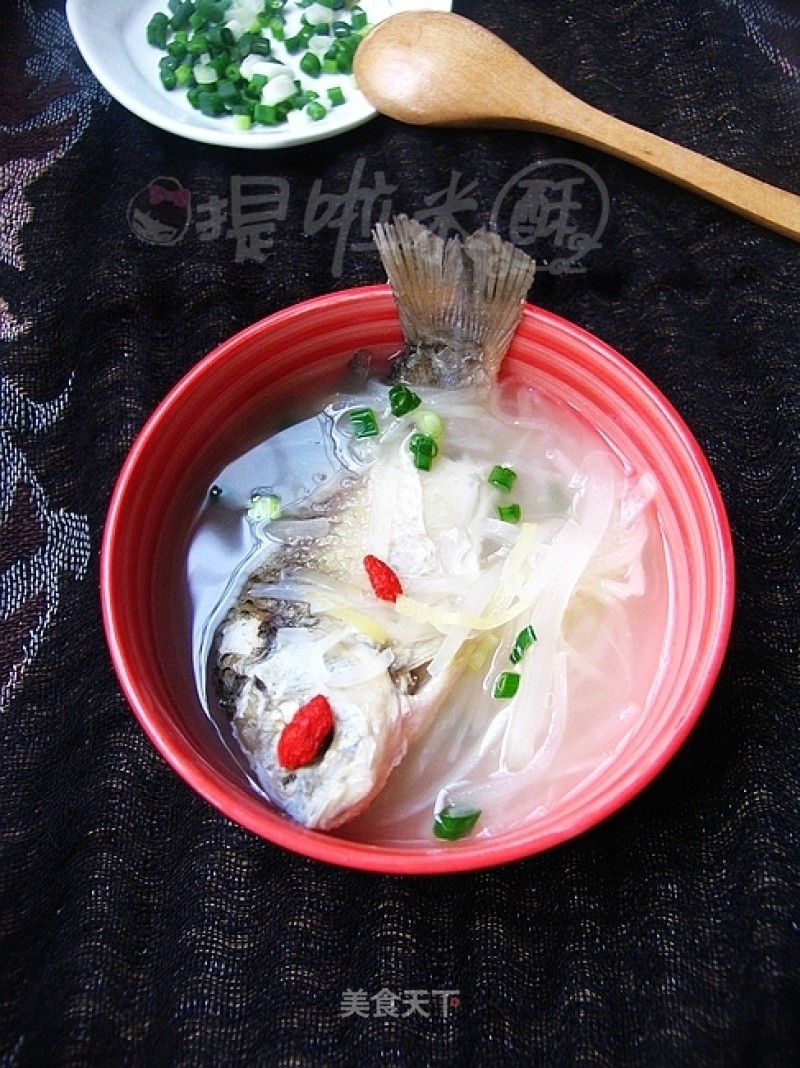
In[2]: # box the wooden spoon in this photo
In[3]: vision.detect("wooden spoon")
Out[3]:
[353,11,800,241]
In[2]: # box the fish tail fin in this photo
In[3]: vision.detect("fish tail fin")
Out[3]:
[373,216,535,387]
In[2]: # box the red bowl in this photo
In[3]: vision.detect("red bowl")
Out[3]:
[100,286,734,873]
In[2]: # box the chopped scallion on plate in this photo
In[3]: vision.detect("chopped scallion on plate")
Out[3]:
[145,0,372,129]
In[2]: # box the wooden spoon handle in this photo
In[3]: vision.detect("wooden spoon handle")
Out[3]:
[537,96,800,241]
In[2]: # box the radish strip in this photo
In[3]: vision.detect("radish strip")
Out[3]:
[501,452,617,771]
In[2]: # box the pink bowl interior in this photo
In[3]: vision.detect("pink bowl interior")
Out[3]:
[100,286,735,874]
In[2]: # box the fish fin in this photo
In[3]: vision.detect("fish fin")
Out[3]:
[373,215,536,388]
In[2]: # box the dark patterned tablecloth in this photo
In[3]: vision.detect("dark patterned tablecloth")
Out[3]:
[2,1,799,1064]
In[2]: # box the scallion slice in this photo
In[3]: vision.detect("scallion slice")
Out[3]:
[349,407,379,438]
[408,432,438,471]
[497,503,522,524]
[493,671,520,699]
[300,50,321,76]
[488,464,517,491]
[388,383,421,417]
[147,12,170,48]
[433,804,481,841]
[509,625,537,665]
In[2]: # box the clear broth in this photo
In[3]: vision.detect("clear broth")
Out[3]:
[186,359,670,844]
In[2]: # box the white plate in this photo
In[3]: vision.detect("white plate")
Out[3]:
[66,0,452,149]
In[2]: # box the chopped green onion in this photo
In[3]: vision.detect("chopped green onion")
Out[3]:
[433,804,481,841]
[306,100,328,121]
[175,63,195,87]
[248,493,281,523]
[300,51,321,77]
[488,464,517,491]
[292,88,317,108]
[159,66,178,90]
[217,79,240,103]
[166,38,187,59]
[509,625,537,665]
[388,383,421,417]
[497,503,522,524]
[327,85,345,106]
[349,407,379,438]
[169,1,195,32]
[236,31,255,58]
[196,0,226,23]
[408,433,438,471]
[147,11,170,48]
[493,671,520,699]
[253,102,280,125]
[245,73,268,98]
[333,42,357,73]
[197,89,224,116]
[185,32,209,54]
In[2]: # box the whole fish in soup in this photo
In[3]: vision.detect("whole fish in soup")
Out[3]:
[212,216,538,830]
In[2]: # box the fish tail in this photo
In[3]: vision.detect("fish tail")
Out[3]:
[373,216,535,388]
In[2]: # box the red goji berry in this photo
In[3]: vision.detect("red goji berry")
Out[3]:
[363,554,403,602]
[277,694,335,771]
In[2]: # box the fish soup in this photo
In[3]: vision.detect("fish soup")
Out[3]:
[187,358,668,844]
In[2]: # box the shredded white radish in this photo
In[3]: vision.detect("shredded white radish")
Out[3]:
[501,452,617,770]
[427,562,505,677]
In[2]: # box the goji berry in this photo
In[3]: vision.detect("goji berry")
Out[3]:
[363,554,403,602]
[277,694,335,771]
